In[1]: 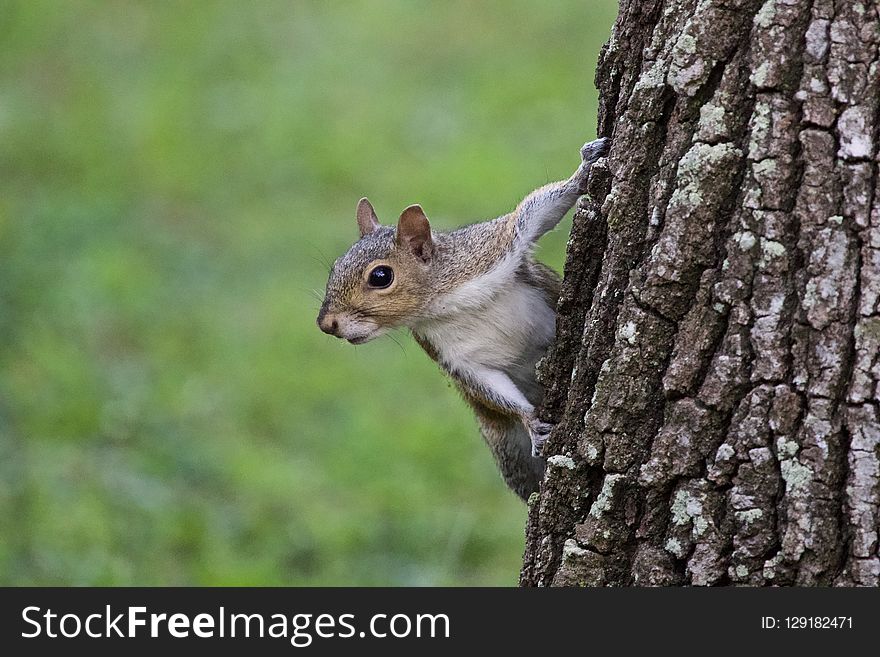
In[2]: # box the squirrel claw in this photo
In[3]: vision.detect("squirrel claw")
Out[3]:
[580,136,610,164]
[527,419,554,458]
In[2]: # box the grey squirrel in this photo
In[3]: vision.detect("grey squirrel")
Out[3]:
[317,137,610,500]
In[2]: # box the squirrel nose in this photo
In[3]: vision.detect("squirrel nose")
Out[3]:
[318,313,340,337]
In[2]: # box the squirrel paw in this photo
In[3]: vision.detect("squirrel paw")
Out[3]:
[527,419,554,458]
[580,136,610,164]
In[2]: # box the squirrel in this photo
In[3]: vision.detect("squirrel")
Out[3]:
[317,137,609,501]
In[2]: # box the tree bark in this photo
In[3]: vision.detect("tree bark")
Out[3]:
[521,0,880,586]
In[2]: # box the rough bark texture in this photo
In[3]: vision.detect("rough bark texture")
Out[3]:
[521,0,880,586]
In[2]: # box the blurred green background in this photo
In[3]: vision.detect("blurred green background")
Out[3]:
[0,0,615,585]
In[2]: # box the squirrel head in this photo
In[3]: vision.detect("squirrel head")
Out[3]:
[317,198,435,344]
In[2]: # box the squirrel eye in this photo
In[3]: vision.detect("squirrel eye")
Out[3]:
[367,265,394,288]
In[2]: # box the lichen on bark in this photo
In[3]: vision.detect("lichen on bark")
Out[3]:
[522,0,880,587]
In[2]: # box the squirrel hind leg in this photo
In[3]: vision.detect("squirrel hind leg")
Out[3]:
[478,416,545,502]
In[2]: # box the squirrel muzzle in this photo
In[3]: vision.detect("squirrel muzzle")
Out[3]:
[317,309,341,337]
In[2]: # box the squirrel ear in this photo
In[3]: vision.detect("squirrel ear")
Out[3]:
[397,204,433,262]
[356,197,380,237]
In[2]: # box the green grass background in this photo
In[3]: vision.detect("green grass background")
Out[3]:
[0,0,616,585]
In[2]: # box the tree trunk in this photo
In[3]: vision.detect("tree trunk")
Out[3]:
[521,0,880,586]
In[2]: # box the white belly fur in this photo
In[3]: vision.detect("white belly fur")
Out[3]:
[414,277,555,405]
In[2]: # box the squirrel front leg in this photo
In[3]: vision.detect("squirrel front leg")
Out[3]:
[454,365,552,457]
[512,136,609,247]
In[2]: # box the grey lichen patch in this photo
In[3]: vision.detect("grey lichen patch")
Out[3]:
[776,436,799,458]
[837,106,874,159]
[671,488,702,526]
[760,238,786,258]
[551,545,607,587]
[763,553,784,580]
[780,457,813,491]
[736,508,764,527]
[665,537,685,558]
[668,31,711,96]
[696,103,728,142]
[750,99,771,136]
[668,183,703,212]
[680,142,742,180]
[750,62,773,88]
[634,58,668,92]
[752,158,777,176]
[620,320,638,345]
[676,31,696,53]
[547,454,577,470]
[747,93,800,168]
[734,230,757,251]
[630,58,673,121]
[584,443,600,462]
[758,237,787,271]
[754,0,777,30]
[589,473,623,518]
[669,482,726,574]
[561,538,589,561]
